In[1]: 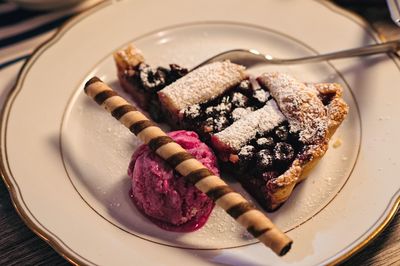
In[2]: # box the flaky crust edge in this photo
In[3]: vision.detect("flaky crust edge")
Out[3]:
[266,83,349,210]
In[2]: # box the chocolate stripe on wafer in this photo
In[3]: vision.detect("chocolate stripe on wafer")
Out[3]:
[84,76,293,256]
[148,136,174,151]
[94,90,118,105]
[84,76,102,92]
[185,168,214,184]
[111,105,137,119]
[206,185,234,201]
[227,202,255,219]
[129,120,155,135]
[166,152,194,168]
[247,226,270,238]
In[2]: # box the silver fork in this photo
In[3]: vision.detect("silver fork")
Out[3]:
[193,40,400,69]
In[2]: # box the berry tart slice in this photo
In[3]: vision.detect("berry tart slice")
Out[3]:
[114,44,349,211]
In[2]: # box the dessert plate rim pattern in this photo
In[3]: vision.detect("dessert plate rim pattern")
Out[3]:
[1,1,399,265]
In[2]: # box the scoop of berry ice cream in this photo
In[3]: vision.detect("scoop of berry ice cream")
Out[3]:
[128,130,219,232]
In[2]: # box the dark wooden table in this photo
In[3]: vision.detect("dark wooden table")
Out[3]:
[0,1,399,265]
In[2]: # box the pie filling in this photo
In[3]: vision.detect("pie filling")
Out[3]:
[114,45,189,121]
[114,45,348,211]
[180,78,271,135]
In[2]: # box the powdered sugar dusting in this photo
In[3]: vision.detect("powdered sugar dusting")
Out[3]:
[253,89,269,103]
[231,92,247,107]
[181,104,201,119]
[215,100,286,150]
[231,107,252,121]
[205,102,232,116]
[258,73,328,144]
[159,61,247,111]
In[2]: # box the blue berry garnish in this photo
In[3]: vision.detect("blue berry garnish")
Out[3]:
[274,124,289,141]
[256,149,274,171]
[138,63,167,91]
[183,104,201,120]
[274,142,295,162]
[256,137,275,149]
[238,145,256,171]
[239,145,255,159]
[213,116,229,132]
[231,92,248,108]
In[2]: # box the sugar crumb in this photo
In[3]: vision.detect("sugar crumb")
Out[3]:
[332,138,342,148]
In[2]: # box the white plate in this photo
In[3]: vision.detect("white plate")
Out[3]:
[1,0,400,265]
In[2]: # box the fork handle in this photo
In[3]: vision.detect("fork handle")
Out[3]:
[279,40,400,64]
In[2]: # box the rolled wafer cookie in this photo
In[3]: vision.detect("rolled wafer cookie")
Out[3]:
[84,76,293,256]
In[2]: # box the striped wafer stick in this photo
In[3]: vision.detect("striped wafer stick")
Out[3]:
[84,76,293,256]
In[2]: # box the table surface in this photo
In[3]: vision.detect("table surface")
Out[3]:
[0,1,399,265]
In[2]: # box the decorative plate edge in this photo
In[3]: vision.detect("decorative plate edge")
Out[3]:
[317,1,400,265]
[0,1,398,266]
[0,1,112,266]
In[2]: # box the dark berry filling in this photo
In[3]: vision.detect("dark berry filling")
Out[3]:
[123,63,189,121]
[138,64,167,92]
[232,121,303,180]
[237,145,256,171]
[256,137,275,149]
[179,77,303,182]
[274,125,289,141]
[274,142,295,163]
[169,64,189,82]
[181,78,271,134]
[131,63,188,92]
[256,149,274,172]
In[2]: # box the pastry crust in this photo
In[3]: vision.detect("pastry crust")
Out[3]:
[158,61,247,119]
[113,44,144,73]
[113,44,149,108]
[257,74,348,210]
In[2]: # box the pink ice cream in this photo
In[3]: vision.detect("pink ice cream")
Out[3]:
[128,130,219,232]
